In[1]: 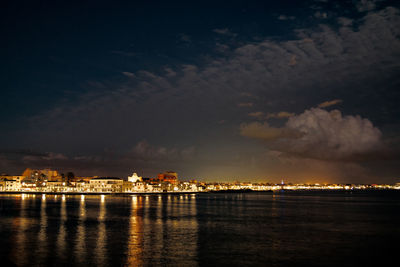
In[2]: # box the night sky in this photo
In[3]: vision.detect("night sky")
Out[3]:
[1,0,400,183]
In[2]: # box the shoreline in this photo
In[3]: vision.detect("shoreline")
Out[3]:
[0,188,398,196]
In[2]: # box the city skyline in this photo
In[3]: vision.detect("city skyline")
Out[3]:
[1,0,400,183]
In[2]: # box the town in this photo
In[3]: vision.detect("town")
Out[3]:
[0,168,399,193]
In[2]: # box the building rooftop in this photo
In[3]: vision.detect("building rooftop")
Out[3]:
[91,177,122,180]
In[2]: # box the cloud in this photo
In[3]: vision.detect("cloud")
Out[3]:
[180,33,191,42]
[0,141,197,177]
[314,11,328,19]
[266,111,295,119]
[240,121,301,141]
[122,72,135,78]
[248,111,265,119]
[241,108,384,161]
[131,140,196,161]
[317,99,343,108]
[249,111,295,120]
[288,55,297,66]
[238,102,254,107]
[215,43,230,52]
[278,15,296,20]
[213,28,237,37]
[356,0,378,12]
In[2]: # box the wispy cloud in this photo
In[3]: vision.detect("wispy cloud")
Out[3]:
[238,102,254,107]
[266,111,295,119]
[122,72,135,78]
[278,15,295,20]
[317,99,343,108]
[213,28,237,37]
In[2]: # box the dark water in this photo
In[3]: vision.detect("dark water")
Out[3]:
[0,191,399,266]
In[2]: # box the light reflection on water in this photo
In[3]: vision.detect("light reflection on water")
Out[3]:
[1,194,200,266]
[126,196,143,266]
[56,194,67,261]
[75,195,87,264]
[2,192,399,266]
[36,194,48,265]
[13,194,28,266]
[95,195,107,266]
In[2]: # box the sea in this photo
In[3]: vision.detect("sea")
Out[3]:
[0,191,399,266]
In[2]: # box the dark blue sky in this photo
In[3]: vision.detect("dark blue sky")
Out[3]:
[1,0,400,183]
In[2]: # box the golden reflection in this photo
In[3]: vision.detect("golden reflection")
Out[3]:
[36,193,48,265]
[13,194,28,266]
[126,194,144,266]
[75,195,87,264]
[95,195,107,266]
[57,193,67,260]
[153,194,164,261]
[164,193,199,265]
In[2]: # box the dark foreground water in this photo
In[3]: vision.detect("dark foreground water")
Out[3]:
[0,191,399,266]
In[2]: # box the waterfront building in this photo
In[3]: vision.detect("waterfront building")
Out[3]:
[89,177,123,193]
[157,171,178,184]
[22,168,62,183]
[75,180,90,192]
[128,172,142,183]
[122,181,133,192]
[0,179,21,191]
[45,181,66,192]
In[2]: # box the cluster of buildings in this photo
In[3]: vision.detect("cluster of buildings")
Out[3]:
[1,168,399,193]
[0,169,199,193]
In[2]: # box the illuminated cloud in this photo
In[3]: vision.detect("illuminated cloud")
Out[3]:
[288,55,297,66]
[241,108,383,160]
[266,111,295,119]
[240,122,301,141]
[248,111,265,119]
[317,99,343,108]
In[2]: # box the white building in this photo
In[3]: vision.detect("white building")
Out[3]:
[1,179,21,191]
[128,172,142,183]
[89,177,123,193]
